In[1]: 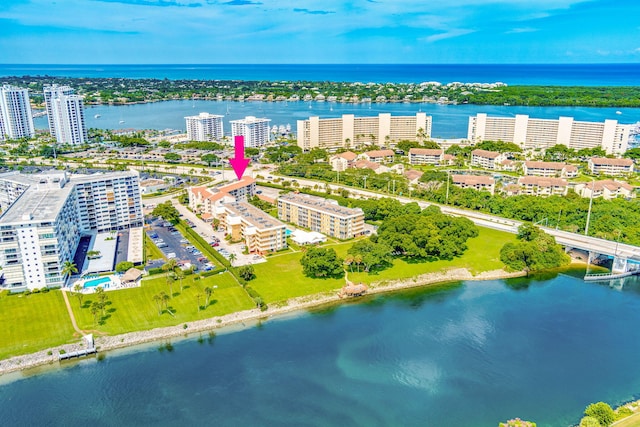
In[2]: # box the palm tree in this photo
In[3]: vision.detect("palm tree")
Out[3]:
[72,283,84,307]
[94,287,108,316]
[228,253,237,266]
[195,293,202,311]
[353,254,363,272]
[344,255,354,272]
[61,260,78,282]
[90,303,100,324]
[204,286,212,308]
[153,294,163,315]
[175,269,185,293]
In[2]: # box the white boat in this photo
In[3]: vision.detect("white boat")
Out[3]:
[94,114,101,119]
[616,111,622,115]
[119,120,125,124]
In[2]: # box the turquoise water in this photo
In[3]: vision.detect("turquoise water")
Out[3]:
[32,100,640,138]
[83,276,111,288]
[2,272,640,426]
[3,64,640,85]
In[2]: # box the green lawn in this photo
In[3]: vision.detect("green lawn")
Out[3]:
[71,272,255,335]
[0,291,77,359]
[613,412,640,427]
[251,227,514,304]
[144,234,166,262]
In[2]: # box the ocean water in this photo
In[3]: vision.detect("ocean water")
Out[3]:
[2,63,640,85]
[2,273,640,427]
[33,99,640,138]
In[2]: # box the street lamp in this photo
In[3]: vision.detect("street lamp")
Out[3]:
[445,170,450,205]
[362,176,367,189]
[615,229,622,256]
[584,177,595,236]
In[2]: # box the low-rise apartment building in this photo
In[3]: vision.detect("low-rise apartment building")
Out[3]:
[278,192,364,239]
[360,149,395,164]
[330,151,357,171]
[517,176,568,197]
[471,149,505,170]
[451,174,495,194]
[218,202,287,254]
[523,161,578,178]
[188,176,256,216]
[409,148,444,165]
[575,180,635,200]
[588,157,634,176]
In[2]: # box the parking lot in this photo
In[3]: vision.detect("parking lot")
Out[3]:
[146,220,216,272]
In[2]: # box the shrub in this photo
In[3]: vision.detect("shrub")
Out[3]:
[585,402,615,427]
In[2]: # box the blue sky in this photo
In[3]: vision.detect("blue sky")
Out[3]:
[1,0,639,64]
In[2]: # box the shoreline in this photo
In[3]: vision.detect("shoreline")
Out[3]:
[0,267,526,377]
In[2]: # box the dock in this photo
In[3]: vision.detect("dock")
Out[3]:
[584,270,640,282]
[59,347,97,361]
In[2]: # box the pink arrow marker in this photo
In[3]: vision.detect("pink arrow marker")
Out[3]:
[229,135,250,180]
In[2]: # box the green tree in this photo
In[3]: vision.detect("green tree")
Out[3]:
[152,201,181,224]
[201,153,219,167]
[90,303,100,324]
[164,152,181,163]
[94,286,108,316]
[153,294,163,315]
[579,416,601,427]
[228,253,237,266]
[204,286,213,308]
[584,402,615,427]
[195,293,202,311]
[238,265,256,281]
[61,260,78,279]
[501,225,570,273]
[175,269,185,292]
[72,283,84,307]
[115,261,134,272]
[347,240,392,272]
[300,247,344,278]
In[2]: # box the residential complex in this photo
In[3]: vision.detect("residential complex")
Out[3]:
[470,149,505,170]
[452,174,495,194]
[277,192,364,239]
[517,176,569,197]
[185,112,224,142]
[219,202,287,254]
[468,113,631,154]
[588,157,634,176]
[409,148,447,165]
[0,170,143,291]
[0,84,35,141]
[188,176,256,215]
[523,161,578,178]
[230,116,271,148]
[296,113,431,151]
[44,85,88,145]
[575,180,635,200]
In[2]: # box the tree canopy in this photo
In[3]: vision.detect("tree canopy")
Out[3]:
[300,247,344,278]
[500,225,570,273]
[584,402,615,427]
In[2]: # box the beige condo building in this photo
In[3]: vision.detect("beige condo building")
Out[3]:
[219,202,287,254]
[468,113,631,154]
[297,113,431,151]
[277,193,364,239]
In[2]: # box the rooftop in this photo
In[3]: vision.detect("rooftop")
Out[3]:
[225,202,285,230]
[409,148,443,156]
[279,192,363,218]
[472,149,501,159]
[590,157,634,167]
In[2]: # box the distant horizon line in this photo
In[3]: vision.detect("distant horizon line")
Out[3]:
[1,62,640,66]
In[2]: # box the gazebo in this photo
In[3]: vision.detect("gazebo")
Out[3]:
[121,268,143,286]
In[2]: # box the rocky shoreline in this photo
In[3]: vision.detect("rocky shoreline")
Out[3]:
[0,268,525,377]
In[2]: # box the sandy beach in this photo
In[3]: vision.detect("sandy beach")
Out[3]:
[0,267,526,377]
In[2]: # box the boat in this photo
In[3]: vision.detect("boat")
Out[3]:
[119,120,125,124]
[94,114,101,119]
[616,111,622,115]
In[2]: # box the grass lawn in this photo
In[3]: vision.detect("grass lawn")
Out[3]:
[0,291,77,359]
[71,272,255,335]
[251,227,515,305]
[613,412,640,427]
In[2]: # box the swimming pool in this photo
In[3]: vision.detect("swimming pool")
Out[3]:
[83,276,111,289]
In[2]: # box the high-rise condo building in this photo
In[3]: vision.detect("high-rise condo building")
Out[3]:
[468,113,631,155]
[0,85,35,141]
[296,113,431,151]
[230,116,271,148]
[44,85,88,145]
[185,112,224,141]
[0,170,143,291]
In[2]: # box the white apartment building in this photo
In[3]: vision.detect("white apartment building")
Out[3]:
[230,116,271,148]
[409,148,444,165]
[185,112,224,142]
[588,157,635,176]
[0,170,143,291]
[0,85,35,141]
[44,85,73,140]
[523,161,578,178]
[451,174,495,194]
[45,93,88,145]
[471,149,506,170]
[297,113,431,151]
[468,113,631,155]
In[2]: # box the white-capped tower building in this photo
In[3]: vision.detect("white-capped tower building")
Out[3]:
[44,85,88,145]
[0,85,35,141]
[230,116,271,148]
[185,112,224,141]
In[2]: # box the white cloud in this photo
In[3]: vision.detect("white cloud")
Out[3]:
[506,27,538,34]
[422,29,475,43]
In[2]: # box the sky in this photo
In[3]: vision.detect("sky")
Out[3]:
[1,0,640,64]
